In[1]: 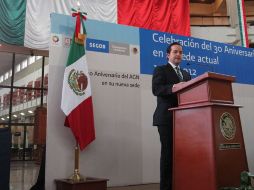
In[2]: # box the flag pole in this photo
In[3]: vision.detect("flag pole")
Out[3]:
[69,141,85,182]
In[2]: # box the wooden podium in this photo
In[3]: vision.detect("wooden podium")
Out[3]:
[171,72,248,190]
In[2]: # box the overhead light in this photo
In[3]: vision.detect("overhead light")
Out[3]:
[28,110,33,114]
[1,118,5,121]
[77,1,80,7]
[7,116,9,119]
[13,114,17,118]
[20,112,25,116]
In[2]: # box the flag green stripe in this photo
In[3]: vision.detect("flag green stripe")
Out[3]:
[0,0,26,45]
[66,19,87,66]
[237,0,247,47]
[66,36,85,66]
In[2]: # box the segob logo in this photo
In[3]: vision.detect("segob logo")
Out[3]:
[220,112,236,140]
[68,69,88,96]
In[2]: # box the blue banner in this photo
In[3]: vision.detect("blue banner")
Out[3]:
[140,29,254,85]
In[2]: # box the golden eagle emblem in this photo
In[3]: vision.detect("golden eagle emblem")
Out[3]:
[68,69,88,96]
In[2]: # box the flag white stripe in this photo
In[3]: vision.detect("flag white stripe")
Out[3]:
[61,55,92,115]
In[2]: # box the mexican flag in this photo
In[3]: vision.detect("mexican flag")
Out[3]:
[61,11,95,150]
[0,0,190,49]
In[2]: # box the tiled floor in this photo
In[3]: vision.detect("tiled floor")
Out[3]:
[9,162,159,190]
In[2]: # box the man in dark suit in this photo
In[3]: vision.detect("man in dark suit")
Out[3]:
[152,42,191,190]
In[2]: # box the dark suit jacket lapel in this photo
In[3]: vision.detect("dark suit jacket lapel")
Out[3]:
[181,68,191,82]
[166,64,181,83]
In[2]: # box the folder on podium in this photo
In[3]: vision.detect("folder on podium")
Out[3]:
[171,72,248,190]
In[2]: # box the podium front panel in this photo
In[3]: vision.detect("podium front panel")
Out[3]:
[212,105,248,187]
[208,80,234,104]
[173,104,248,190]
[178,81,209,105]
[173,106,217,190]
[178,79,234,106]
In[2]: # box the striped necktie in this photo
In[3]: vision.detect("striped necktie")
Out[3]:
[175,66,183,81]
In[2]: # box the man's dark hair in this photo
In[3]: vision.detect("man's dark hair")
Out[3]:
[166,42,182,54]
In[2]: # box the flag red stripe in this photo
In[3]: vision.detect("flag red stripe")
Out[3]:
[170,0,190,36]
[75,13,81,38]
[117,0,190,36]
[64,97,95,150]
